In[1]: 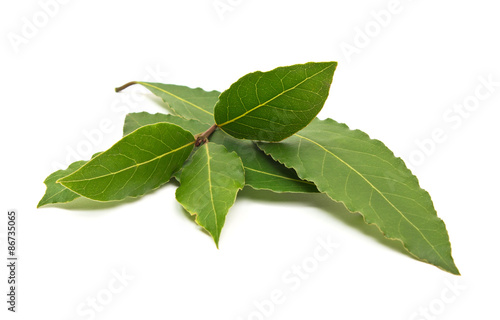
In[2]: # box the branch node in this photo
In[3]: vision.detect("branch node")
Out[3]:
[195,124,218,147]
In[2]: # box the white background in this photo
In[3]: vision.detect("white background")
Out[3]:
[1,0,499,319]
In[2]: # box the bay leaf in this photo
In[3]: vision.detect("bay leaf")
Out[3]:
[214,62,337,141]
[58,123,195,201]
[258,118,459,274]
[176,142,245,246]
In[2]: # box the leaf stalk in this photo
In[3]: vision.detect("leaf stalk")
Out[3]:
[115,81,138,92]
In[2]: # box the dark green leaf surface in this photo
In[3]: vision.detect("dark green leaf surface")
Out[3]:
[123,112,317,193]
[59,123,195,201]
[176,142,244,247]
[258,118,459,274]
[132,82,219,125]
[214,62,337,141]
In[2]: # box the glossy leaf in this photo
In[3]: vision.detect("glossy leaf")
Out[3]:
[258,118,459,274]
[58,123,195,201]
[214,61,337,141]
[127,82,219,125]
[176,142,244,247]
[123,112,317,193]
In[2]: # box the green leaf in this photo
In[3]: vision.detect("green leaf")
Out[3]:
[38,160,87,207]
[58,123,195,201]
[214,61,337,141]
[209,130,318,193]
[123,112,318,193]
[38,152,102,207]
[123,112,208,136]
[176,142,245,247]
[258,118,459,274]
[127,82,219,125]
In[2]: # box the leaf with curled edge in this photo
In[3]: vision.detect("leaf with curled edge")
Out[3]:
[257,118,460,274]
[176,142,245,247]
[214,61,337,141]
[58,123,195,201]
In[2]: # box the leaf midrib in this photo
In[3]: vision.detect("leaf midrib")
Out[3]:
[244,167,315,185]
[58,141,195,184]
[294,133,451,269]
[205,143,219,238]
[217,65,334,127]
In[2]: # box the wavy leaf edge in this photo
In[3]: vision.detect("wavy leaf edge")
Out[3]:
[258,118,459,275]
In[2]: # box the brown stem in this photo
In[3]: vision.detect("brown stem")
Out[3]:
[115,81,139,92]
[195,124,218,147]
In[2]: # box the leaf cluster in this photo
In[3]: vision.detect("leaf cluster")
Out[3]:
[38,62,459,274]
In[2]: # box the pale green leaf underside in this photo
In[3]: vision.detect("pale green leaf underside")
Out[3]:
[59,123,195,201]
[176,142,245,246]
[258,118,459,274]
[214,61,337,141]
[134,82,219,125]
[123,112,208,136]
[123,112,317,193]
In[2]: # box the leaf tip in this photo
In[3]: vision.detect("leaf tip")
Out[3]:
[447,263,461,276]
[209,230,221,249]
